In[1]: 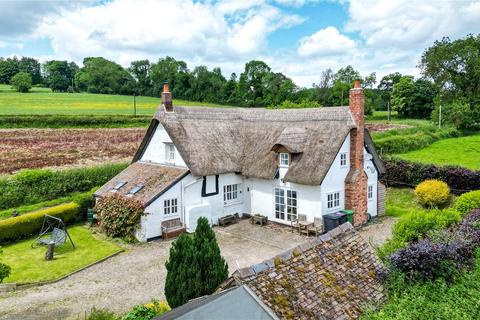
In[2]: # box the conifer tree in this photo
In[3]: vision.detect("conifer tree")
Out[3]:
[193,217,229,296]
[164,234,199,308]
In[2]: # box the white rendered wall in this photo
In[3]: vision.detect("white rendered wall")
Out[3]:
[140,123,187,167]
[364,149,378,217]
[320,133,350,215]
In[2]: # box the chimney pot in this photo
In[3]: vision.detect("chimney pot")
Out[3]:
[354,79,361,89]
[162,82,173,112]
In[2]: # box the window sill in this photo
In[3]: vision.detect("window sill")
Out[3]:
[224,200,242,207]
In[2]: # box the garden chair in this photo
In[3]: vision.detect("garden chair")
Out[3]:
[307,217,324,237]
[291,214,307,233]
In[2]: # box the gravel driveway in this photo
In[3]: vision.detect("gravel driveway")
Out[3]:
[0,218,394,320]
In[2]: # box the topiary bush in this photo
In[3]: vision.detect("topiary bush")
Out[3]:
[0,202,80,244]
[455,190,480,214]
[95,194,144,241]
[414,179,450,208]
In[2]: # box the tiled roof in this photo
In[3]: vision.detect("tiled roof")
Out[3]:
[94,162,188,206]
[230,223,386,320]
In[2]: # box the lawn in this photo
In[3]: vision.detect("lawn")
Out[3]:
[386,188,423,217]
[396,133,480,170]
[0,84,226,115]
[1,225,122,284]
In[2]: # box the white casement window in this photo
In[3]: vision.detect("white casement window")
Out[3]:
[165,143,175,162]
[279,153,289,167]
[340,153,348,167]
[223,183,241,204]
[164,198,178,215]
[327,192,340,209]
[368,185,374,200]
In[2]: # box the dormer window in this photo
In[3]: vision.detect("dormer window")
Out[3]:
[279,153,289,167]
[165,143,175,163]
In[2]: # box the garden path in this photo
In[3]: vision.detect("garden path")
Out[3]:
[0,217,394,320]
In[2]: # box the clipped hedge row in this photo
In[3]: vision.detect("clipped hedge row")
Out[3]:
[0,202,80,244]
[0,115,150,128]
[0,163,127,210]
[383,159,480,195]
[373,126,459,155]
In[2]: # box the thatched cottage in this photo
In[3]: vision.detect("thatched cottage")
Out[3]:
[95,81,385,241]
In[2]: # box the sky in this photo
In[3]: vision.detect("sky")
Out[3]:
[0,0,479,87]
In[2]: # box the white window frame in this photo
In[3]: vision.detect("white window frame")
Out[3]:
[223,183,242,205]
[368,185,374,200]
[327,191,340,210]
[275,187,297,222]
[340,152,348,167]
[164,198,178,216]
[165,143,175,163]
[279,153,289,167]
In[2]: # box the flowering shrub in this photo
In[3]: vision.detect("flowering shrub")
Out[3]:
[383,159,480,195]
[122,300,170,320]
[95,194,144,241]
[455,190,480,214]
[414,179,450,208]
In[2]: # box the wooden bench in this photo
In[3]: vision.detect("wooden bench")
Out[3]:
[251,214,268,226]
[161,218,186,240]
[218,214,238,227]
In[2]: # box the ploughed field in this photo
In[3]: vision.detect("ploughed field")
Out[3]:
[0,128,144,174]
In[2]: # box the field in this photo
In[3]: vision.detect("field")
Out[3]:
[396,134,480,170]
[0,128,143,174]
[0,84,225,115]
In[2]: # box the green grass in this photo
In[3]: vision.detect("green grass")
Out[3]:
[386,188,424,217]
[366,111,431,127]
[396,134,480,170]
[1,225,122,284]
[0,84,227,115]
[363,252,480,320]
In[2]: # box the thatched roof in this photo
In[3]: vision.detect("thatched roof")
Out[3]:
[154,106,356,185]
[94,162,188,206]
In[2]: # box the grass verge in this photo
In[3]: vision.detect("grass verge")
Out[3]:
[395,133,480,170]
[2,225,122,284]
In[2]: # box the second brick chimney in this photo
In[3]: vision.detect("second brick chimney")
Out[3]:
[345,79,368,225]
[162,82,173,112]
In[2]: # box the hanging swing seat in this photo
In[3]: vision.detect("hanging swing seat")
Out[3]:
[32,214,75,249]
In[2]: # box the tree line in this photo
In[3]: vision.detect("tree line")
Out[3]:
[0,33,479,128]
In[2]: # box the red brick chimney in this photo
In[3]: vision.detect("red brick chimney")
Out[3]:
[162,82,173,112]
[345,79,368,225]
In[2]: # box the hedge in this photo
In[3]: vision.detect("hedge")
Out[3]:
[373,126,460,155]
[383,159,480,195]
[0,202,80,244]
[0,115,150,128]
[0,163,127,210]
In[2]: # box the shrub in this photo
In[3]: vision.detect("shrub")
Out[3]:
[165,217,228,308]
[95,194,144,241]
[10,72,32,92]
[0,262,11,283]
[0,202,80,244]
[414,179,450,208]
[455,190,480,214]
[268,100,321,109]
[390,239,474,282]
[122,300,170,320]
[0,163,127,210]
[377,208,461,260]
[383,159,480,195]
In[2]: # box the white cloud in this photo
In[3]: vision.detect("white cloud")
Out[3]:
[36,0,303,68]
[297,26,356,57]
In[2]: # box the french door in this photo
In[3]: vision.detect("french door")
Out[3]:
[275,187,297,222]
